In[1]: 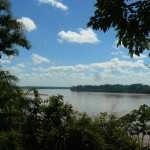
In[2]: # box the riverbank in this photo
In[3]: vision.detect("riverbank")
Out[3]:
[71,84,150,94]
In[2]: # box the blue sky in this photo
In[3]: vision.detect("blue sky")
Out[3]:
[1,0,150,86]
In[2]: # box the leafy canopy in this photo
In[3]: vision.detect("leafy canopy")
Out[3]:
[0,0,31,58]
[87,0,150,57]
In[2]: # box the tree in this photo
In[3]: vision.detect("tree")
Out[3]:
[0,68,30,130]
[93,112,140,149]
[0,68,30,150]
[121,104,150,149]
[87,0,150,57]
[0,0,31,58]
[0,0,31,148]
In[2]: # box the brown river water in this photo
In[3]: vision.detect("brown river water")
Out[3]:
[27,89,150,116]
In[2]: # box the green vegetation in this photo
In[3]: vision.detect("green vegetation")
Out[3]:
[1,0,150,149]
[87,0,150,57]
[0,0,31,58]
[0,71,143,149]
[71,84,150,94]
[121,104,150,148]
[0,70,150,149]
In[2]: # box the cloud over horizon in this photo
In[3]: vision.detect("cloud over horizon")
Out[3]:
[58,28,100,44]
[5,57,149,86]
[38,0,68,11]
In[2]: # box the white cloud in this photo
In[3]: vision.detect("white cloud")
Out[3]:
[122,54,147,59]
[17,64,26,68]
[8,58,150,86]
[6,66,25,74]
[111,52,118,55]
[27,58,148,85]
[0,59,10,64]
[58,28,100,44]
[32,58,147,75]
[118,51,124,54]
[134,54,147,59]
[18,17,37,32]
[38,0,68,11]
[122,55,129,59]
[32,54,50,64]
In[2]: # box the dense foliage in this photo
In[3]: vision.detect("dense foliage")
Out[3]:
[1,70,150,149]
[0,68,30,149]
[87,0,150,57]
[71,84,150,93]
[0,0,31,58]
[121,104,150,148]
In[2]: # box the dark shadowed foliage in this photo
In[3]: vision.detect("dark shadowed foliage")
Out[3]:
[87,0,150,57]
[0,0,31,58]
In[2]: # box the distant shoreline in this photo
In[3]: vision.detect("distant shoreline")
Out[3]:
[25,93,48,96]
[70,84,150,94]
[20,84,150,94]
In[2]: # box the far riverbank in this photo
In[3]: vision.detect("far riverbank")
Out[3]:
[71,84,150,94]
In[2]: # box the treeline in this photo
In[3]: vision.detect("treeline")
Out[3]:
[1,69,150,149]
[71,84,150,94]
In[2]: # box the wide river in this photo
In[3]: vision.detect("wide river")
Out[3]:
[35,89,150,116]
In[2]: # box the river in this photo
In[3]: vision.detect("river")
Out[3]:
[31,89,150,116]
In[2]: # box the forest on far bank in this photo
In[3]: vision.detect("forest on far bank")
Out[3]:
[71,84,150,94]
